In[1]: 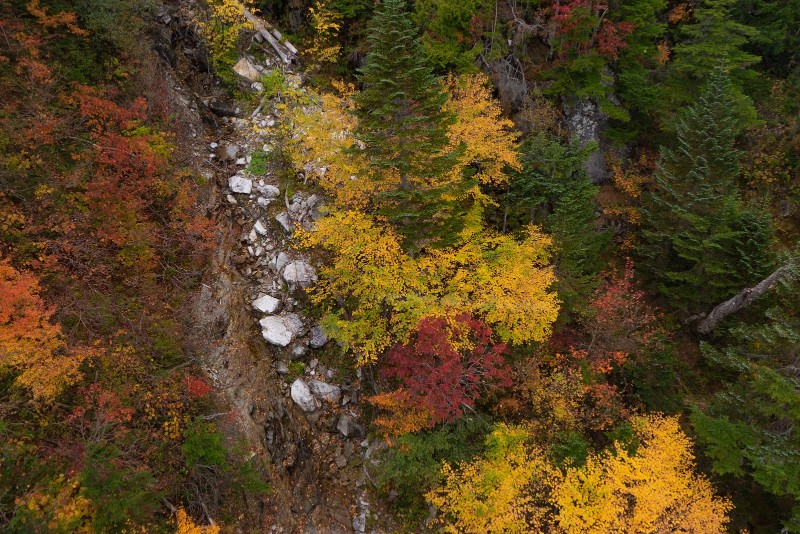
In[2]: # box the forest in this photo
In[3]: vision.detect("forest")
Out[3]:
[1,0,799,532]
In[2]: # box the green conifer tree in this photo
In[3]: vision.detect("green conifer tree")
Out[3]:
[506,133,609,318]
[663,0,760,128]
[639,69,772,311]
[354,0,461,249]
[691,249,800,533]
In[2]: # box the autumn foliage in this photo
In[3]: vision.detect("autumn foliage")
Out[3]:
[379,315,511,426]
[0,259,88,402]
[428,415,732,533]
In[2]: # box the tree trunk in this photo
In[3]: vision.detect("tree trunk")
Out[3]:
[237,2,299,65]
[693,265,791,334]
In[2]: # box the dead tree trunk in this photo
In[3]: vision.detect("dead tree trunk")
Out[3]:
[691,265,791,334]
[238,3,299,65]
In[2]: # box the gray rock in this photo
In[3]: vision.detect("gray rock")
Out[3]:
[282,260,317,287]
[253,219,268,236]
[252,294,280,314]
[276,361,289,374]
[336,413,360,438]
[259,315,293,346]
[290,379,320,412]
[269,251,290,272]
[565,99,608,183]
[291,344,307,359]
[334,453,347,468]
[233,57,261,81]
[309,380,341,404]
[275,211,293,233]
[282,313,305,337]
[309,326,328,349]
[352,513,366,533]
[235,157,247,165]
[218,143,239,161]
[228,175,252,194]
[262,184,280,198]
[257,197,272,208]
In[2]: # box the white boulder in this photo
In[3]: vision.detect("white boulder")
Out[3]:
[290,379,320,412]
[229,175,252,194]
[259,316,293,346]
[283,261,317,287]
[252,294,280,314]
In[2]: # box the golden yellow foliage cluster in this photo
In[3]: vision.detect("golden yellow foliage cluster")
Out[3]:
[428,415,732,533]
[298,210,558,365]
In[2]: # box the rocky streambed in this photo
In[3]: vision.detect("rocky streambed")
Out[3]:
[156,2,388,531]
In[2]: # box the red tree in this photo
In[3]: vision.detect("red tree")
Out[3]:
[380,314,512,426]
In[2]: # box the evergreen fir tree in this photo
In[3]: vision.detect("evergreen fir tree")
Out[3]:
[507,133,609,318]
[663,0,760,128]
[354,0,461,249]
[691,249,800,533]
[639,69,772,311]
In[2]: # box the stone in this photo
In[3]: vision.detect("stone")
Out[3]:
[309,326,328,349]
[291,345,307,359]
[251,81,264,92]
[282,313,305,337]
[228,175,252,194]
[290,379,320,412]
[226,194,237,205]
[209,141,219,149]
[218,143,239,161]
[565,98,608,184]
[262,184,280,198]
[269,251,290,272]
[352,514,366,533]
[276,361,289,374]
[252,294,280,314]
[233,56,261,81]
[275,211,293,233]
[334,453,347,468]
[336,414,358,437]
[253,219,268,236]
[257,197,272,208]
[309,380,341,404]
[235,157,247,165]
[282,260,317,287]
[259,316,293,346]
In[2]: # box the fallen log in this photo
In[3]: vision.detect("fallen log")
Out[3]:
[236,3,299,65]
[691,264,792,334]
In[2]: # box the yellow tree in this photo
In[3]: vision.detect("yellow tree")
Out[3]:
[284,88,388,210]
[298,210,559,365]
[553,414,733,533]
[443,73,521,189]
[427,424,554,533]
[194,0,254,72]
[0,259,88,402]
[296,209,424,364]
